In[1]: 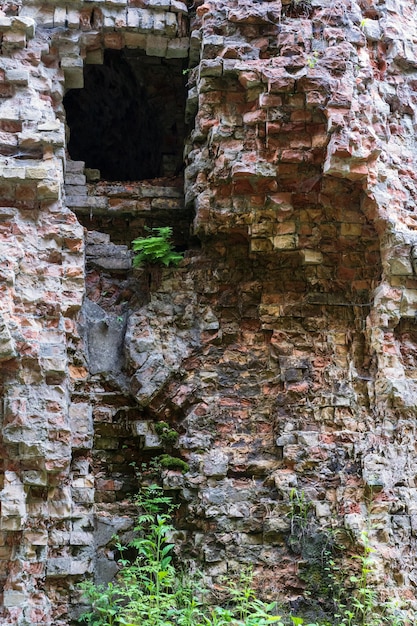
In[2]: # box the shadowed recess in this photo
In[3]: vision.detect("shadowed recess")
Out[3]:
[64,48,187,181]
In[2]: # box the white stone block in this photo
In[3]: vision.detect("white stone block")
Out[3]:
[13,16,36,37]
[301,250,323,265]
[5,69,29,85]
[4,591,27,607]
[54,7,67,28]
[170,0,188,14]
[149,0,170,9]
[153,11,166,34]
[66,9,80,29]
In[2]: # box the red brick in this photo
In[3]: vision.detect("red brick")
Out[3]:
[280,149,307,163]
[0,120,22,132]
[243,109,267,125]
[290,110,312,122]
[259,93,282,108]
[248,179,273,195]
[103,32,124,49]
[233,179,255,195]
[267,77,295,93]
[0,84,14,98]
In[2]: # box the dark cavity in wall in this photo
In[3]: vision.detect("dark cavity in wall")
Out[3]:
[64,48,188,181]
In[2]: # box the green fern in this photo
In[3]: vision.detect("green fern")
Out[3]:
[132,227,183,268]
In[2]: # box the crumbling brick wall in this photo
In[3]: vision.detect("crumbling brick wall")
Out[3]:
[1,0,417,624]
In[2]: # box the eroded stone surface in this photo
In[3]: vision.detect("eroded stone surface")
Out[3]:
[1,0,417,624]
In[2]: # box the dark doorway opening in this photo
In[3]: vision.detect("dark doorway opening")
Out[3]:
[64,49,187,181]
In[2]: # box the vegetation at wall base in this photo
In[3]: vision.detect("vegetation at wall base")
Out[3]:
[78,485,281,626]
[78,486,415,626]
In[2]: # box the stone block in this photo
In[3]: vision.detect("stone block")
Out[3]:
[0,516,25,530]
[5,69,29,85]
[87,196,108,209]
[137,8,154,31]
[61,57,84,90]
[95,557,119,585]
[125,32,147,48]
[149,0,170,8]
[47,557,71,577]
[0,16,12,29]
[166,36,189,58]
[126,8,140,28]
[3,591,27,607]
[203,450,229,477]
[65,195,88,208]
[271,234,296,250]
[389,257,413,276]
[259,93,282,108]
[2,166,25,180]
[146,35,168,57]
[340,222,362,236]
[399,289,417,316]
[65,173,86,186]
[48,500,72,519]
[53,7,67,28]
[95,437,119,450]
[301,250,323,264]
[162,470,185,490]
[251,238,273,253]
[71,559,93,575]
[41,356,67,374]
[72,476,94,489]
[22,471,47,486]
[85,49,104,65]
[153,11,166,34]
[2,499,26,518]
[264,516,290,533]
[26,164,49,179]
[24,529,48,545]
[297,431,319,446]
[70,403,93,450]
[362,19,381,42]
[2,32,26,50]
[170,0,188,14]
[70,531,94,546]
[0,314,16,361]
[85,168,101,181]
[13,16,36,38]
[66,160,85,173]
[132,420,151,436]
[71,488,95,503]
[315,502,332,518]
[103,14,116,29]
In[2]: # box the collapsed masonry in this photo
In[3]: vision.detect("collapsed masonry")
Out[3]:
[1,0,417,624]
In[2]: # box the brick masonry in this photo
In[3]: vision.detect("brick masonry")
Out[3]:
[0,0,417,623]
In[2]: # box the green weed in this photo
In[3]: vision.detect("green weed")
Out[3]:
[132,227,183,268]
[79,486,280,626]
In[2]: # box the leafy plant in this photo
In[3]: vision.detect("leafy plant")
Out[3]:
[79,487,282,626]
[223,568,282,626]
[288,489,311,535]
[132,227,183,268]
[340,532,377,626]
[79,487,416,626]
[306,51,319,69]
[79,485,178,626]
